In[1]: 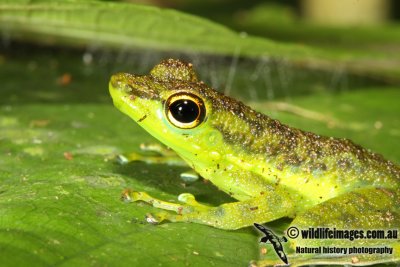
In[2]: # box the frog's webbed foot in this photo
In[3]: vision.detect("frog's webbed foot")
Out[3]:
[122,188,295,230]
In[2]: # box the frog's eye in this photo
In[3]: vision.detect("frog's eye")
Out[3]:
[165,93,205,129]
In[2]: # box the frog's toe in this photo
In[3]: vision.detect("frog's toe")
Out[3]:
[145,213,161,224]
[116,152,147,164]
[121,188,133,202]
[178,193,210,210]
[116,154,129,165]
[121,188,149,202]
[178,193,196,204]
[146,211,172,224]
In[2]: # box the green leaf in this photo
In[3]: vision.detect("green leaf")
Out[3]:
[0,42,399,266]
[0,1,399,266]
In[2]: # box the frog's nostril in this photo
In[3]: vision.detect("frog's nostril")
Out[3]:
[110,73,125,89]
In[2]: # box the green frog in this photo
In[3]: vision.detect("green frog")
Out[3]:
[109,59,399,266]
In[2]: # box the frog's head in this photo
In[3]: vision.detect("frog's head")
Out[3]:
[109,59,235,160]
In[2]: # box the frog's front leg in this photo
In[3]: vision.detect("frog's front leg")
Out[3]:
[122,188,296,230]
[122,190,209,214]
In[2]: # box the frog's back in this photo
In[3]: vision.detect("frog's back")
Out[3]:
[204,87,400,189]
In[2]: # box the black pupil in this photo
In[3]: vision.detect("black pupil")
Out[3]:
[169,99,199,123]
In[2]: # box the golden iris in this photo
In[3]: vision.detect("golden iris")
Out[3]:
[165,93,205,129]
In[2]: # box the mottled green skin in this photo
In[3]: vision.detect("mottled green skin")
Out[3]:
[110,59,399,266]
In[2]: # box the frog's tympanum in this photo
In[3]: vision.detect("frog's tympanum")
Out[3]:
[109,59,399,266]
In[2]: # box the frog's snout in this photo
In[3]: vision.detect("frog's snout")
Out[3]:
[109,72,159,100]
[109,73,131,93]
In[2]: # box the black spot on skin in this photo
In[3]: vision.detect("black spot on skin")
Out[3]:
[138,114,147,122]
[204,78,399,179]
